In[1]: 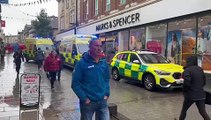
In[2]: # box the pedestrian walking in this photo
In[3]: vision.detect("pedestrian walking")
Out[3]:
[44,50,61,89]
[35,48,44,70]
[13,49,24,75]
[71,39,110,120]
[57,52,65,81]
[178,55,210,120]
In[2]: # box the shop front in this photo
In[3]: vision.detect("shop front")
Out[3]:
[76,0,211,71]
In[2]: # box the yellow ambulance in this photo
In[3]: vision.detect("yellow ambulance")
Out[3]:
[23,38,54,62]
[59,34,97,68]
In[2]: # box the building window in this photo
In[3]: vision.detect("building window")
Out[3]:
[130,27,146,50]
[95,0,98,16]
[86,0,89,19]
[106,0,110,11]
[60,17,65,30]
[66,0,69,8]
[120,0,126,5]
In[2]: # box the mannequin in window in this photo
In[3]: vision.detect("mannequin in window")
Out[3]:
[197,30,206,67]
[171,33,180,64]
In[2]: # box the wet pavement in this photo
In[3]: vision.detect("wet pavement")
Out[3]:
[1,54,211,120]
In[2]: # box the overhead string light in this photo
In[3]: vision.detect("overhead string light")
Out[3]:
[1,0,53,7]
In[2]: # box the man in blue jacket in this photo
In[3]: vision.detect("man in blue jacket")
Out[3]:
[72,39,110,120]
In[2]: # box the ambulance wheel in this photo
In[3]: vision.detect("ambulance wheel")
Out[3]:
[143,74,156,91]
[112,68,120,81]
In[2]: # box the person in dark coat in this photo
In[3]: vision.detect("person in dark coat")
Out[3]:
[13,49,24,75]
[179,55,210,120]
[57,52,65,81]
[35,48,45,70]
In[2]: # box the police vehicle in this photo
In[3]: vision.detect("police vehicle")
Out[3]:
[110,50,184,91]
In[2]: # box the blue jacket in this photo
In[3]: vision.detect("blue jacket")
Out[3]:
[71,52,110,102]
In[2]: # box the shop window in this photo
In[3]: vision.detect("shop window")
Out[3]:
[118,30,129,51]
[168,17,196,66]
[146,23,167,56]
[105,32,118,63]
[198,14,211,70]
[130,27,146,50]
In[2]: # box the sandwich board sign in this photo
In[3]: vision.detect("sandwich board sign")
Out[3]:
[19,73,41,120]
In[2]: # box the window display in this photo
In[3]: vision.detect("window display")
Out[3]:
[118,30,129,51]
[167,30,182,64]
[146,24,167,56]
[105,32,118,63]
[198,14,211,70]
[168,17,196,66]
[130,27,146,50]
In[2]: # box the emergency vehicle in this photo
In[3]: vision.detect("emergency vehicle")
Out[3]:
[110,50,184,91]
[59,34,97,68]
[23,38,53,62]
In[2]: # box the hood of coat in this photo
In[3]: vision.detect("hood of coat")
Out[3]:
[186,55,198,67]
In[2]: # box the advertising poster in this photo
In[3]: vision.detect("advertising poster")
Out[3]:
[198,25,211,70]
[167,30,182,64]
[20,73,40,108]
[181,28,196,66]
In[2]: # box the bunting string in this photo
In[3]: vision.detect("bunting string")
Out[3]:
[1,0,54,7]
[5,6,36,18]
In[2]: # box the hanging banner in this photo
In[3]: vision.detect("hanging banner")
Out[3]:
[20,73,41,109]
[1,20,5,27]
[0,0,8,4]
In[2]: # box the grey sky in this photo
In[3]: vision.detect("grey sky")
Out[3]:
[1,0,58,35]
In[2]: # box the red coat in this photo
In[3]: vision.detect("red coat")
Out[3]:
[44,54,61,72]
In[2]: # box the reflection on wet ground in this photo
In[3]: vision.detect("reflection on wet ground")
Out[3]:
[1,54,211,120]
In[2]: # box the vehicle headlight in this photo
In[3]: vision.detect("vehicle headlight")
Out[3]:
[154,70,171,75]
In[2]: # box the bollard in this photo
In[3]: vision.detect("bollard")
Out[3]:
[108,103,117,116]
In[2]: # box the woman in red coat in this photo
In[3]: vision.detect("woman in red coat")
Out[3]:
[44,50,61,89]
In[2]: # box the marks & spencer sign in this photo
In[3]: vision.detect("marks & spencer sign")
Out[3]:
[96,13,140,31]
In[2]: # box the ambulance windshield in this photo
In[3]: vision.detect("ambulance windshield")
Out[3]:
[78,44,89,54]
[37,44,53,52]
[139,54,169,64]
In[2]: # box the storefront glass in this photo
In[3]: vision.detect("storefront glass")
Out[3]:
[118,30,129,51]
[105,32,118,63]
[198,14,211,70]
[129,27,146,50]
[146,23,167,56]
[168,17,196,66]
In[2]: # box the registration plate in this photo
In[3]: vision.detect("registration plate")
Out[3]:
[175,78,184,84]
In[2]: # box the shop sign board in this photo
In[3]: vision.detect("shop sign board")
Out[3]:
[96,13,140,32]
[20,73,41,109]
[0,0,8,4]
